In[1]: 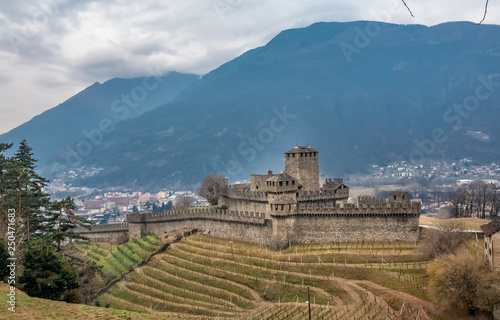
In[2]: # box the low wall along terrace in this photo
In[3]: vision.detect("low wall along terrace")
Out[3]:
[73,203,420,250]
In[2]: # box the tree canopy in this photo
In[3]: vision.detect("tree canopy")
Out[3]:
[199,174,227,206]
[0,140,93,301]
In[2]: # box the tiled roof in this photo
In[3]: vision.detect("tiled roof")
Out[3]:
[480,217,500,236]
[266,172,295,182]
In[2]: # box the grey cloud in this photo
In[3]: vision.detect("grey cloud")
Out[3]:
[1,0,500,134]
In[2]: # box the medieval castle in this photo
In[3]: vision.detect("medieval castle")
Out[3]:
[74,146,420,249]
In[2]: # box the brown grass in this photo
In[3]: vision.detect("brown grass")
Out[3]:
[419,216,489,231]
[0,282,184,319]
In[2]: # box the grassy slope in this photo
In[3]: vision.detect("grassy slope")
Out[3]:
[95,234,467,319]
[0,282,181,320]
[3,231,478,319]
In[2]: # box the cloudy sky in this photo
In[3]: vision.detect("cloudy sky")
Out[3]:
[0,0,498,134]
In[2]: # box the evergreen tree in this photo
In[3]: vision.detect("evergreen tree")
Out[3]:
[45,197,93,252]
[152,203,158,213]
[9,140,51,242]
[165,201,173,211]
[0,143,13,235]
[132,205,139,213]
[0,238,10,280]
[18,238,80,300]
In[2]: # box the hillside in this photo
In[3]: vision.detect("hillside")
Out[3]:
[93,234,473,319]
[0,72,199,166]
[62,21,500,190]
[4,230,483,319]
[0,282,180,320]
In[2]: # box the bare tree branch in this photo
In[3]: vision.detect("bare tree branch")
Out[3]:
[477,0,490,25]
[401,0,415,17]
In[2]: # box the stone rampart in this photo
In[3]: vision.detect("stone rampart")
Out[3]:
[297,189,349,201]
[223,189,268,202]
[74,201,421,250]
[126,208,271,246]
[127,208,266,225]
[73,223,129,242]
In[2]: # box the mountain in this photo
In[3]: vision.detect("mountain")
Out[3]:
[7,21,500,190]
[0,72,200,163]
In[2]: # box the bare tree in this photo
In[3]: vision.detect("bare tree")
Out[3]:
[198,174,227,206]
[491,183,500,219]
[419,220,468,260]
[174,194,195,211]
[450,185,467,217]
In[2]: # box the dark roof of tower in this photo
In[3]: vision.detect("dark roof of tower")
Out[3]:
[266,172,295,182]
[271,195,297,205]
[390,191,408,196]
[285,146,318,154]
[481,217,500,236]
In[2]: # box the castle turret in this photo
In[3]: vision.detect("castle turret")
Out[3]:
[390,191,408,203]
[284,146,319,192]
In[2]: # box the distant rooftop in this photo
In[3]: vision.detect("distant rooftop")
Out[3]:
[285,146,318,154]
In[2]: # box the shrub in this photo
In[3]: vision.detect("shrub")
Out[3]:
[61,289,84,304]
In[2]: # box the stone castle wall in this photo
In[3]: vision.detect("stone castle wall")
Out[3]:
[74,204,420,249]
[73,223,129,242]
[297,188,349,201]
[271,211,419,249]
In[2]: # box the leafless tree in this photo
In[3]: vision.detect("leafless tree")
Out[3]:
[491,185,500,219]
[174,194,195,211]
[450,181,498,219]
[419,220,468,260]
[198,174,227,206]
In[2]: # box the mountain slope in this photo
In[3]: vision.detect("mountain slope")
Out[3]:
[0,72,200,163]
[34,22,500,188]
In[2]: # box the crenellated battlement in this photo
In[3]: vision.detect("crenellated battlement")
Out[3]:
[274,202,420,217]
[297,197,420,213]
[297,188,349,201]
[127,208,266,225]
[222,188,268,202]
[73,222,129,234]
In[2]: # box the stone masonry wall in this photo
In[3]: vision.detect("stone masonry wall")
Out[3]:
[271,213,419,249]
[127,209,273,246]
[72,223,129,242]
[74,205,420,250]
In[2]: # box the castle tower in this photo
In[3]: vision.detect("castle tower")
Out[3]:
[284,146,320,192]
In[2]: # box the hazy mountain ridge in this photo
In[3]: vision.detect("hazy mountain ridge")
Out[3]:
[4,21,500,190]
[0,72,200,163]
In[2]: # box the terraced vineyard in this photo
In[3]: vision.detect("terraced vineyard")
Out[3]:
[94,235,463,320]
[72,234,162,283]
